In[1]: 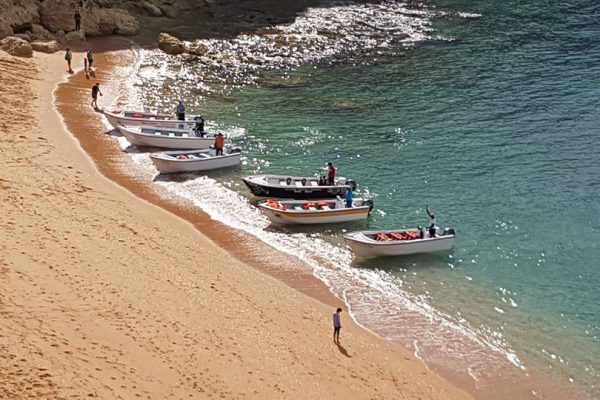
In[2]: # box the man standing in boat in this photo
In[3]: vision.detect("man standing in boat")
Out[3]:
[327,162,336,185]
[426,206,437,238]
[214,132,225,156]
[345,187,353,208]
[176,101,185,120]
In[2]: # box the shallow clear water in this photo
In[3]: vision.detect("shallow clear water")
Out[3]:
[122,0,600,397]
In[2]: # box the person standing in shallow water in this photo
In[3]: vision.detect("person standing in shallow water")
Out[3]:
[64,48,73,73]
[74,10,81,31]
[91,83,102,109]
[333,308,342,343]
[86,49,94,70]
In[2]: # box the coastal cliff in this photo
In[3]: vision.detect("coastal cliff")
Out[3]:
[0,0,320,47]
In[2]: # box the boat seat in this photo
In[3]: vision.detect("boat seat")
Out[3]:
[294,181,303,187]
[198,153,211,158]
[320,205,331,210]
[168,133,175,137]
[310,181,318,186]
[308,207,317,211]
[182,133,189,137]
[279,180,287,186]
[154,132,161,135]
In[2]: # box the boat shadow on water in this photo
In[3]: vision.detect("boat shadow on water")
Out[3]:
[152,165,242,183]
[350,251,454,272]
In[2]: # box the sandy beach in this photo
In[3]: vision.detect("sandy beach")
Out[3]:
[0,46,471,399]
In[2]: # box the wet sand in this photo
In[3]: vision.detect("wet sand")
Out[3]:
[52,38,581,400]
[0,44,471,398]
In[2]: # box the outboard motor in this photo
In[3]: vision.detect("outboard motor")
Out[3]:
[442,228,456,236]
[364,199,374,213]
[346,179,357,191]
[229,147,242,154]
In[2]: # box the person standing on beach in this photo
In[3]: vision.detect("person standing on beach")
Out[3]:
[176,101,185,120]
[65,48,73,73]
[333,308,342,343]
[91,83,102,109]
[74,10,81,31]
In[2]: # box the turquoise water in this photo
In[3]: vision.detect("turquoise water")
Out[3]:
[132,0,599,397]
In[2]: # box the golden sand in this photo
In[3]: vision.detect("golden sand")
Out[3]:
[0,48,471,399]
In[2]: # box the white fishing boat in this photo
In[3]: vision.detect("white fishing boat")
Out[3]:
[344,228,456,257]
[150,148,242,174]
[104,109,202,130]
[119,125,223,149]
[258,198,374,225]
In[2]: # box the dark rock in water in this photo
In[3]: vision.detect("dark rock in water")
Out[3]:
[0,36,33,57]
[158,32,184,55]
[257,74,308,88]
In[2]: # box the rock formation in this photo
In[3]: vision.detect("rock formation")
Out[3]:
[0,36,34,57]
[158,32,185,55]
[31,40,61,54]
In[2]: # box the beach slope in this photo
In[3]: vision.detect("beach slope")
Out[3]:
[0,49,470,399]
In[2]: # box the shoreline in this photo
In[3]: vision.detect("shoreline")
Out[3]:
[50,38,586,400]
[0,45,472,398]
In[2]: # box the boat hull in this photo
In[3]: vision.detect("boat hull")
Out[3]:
[119,126,216,149]
[344,232,455,257]
[150,152,241,174]
[243,178,349,199]
[105,111,198,130]
[260,206,370,225]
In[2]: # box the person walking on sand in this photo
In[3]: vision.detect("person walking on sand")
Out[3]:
[214,132,225,156]
[91,83,102,109]
[333,308,342,343]
[65,48,73,73]
[176,101,185,120]
[74,10,81,31]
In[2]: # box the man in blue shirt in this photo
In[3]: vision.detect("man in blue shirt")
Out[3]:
[345,188,353,208]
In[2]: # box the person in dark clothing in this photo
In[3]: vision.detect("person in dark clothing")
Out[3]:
[75,10,81,31]
[332,308,343,343]
[91,83,102,109]
[176,101,185,120]
[193,115,205,136]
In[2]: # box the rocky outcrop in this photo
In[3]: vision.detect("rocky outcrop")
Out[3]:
[186,42,210,56]
[0,36,33,57]
[39,2,139,36]
[158,32,184,55]
[31,40,61,53]
[139,1,164,17]
[0,19,13,38]
[64,30,86,44]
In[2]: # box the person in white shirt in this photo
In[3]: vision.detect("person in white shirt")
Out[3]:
[426,206,437,238]
[332,308,343,343]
